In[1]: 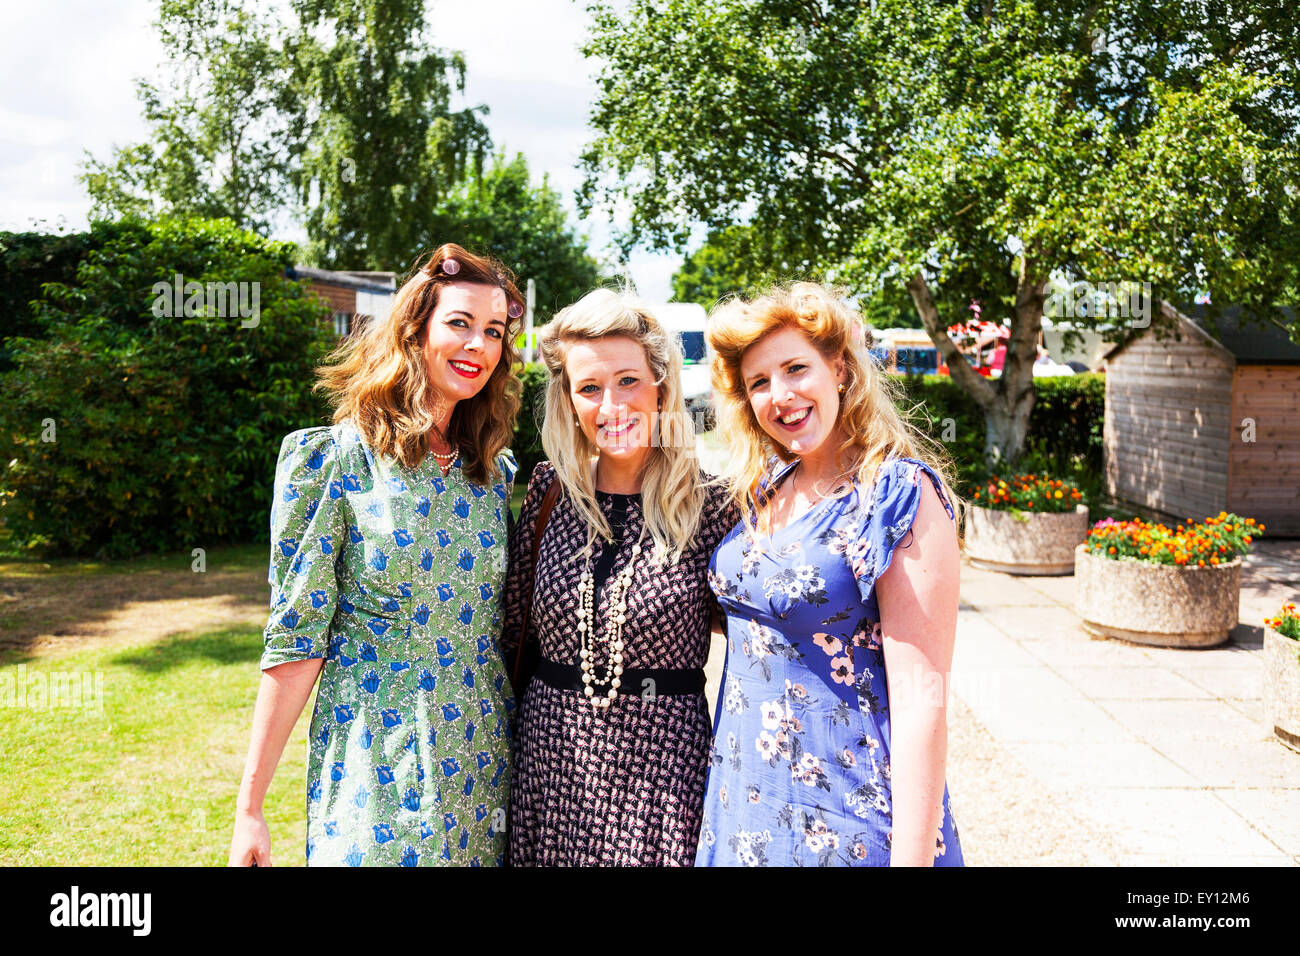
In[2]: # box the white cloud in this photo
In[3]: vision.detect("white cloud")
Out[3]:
[0,0,681,298]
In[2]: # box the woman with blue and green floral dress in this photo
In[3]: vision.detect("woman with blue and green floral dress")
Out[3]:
[230,244,527,867]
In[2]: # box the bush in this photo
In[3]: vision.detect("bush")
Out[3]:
[0,224,137,371]
[0,218,335,558]
[893,373,1105,498]
[512,362,549,482]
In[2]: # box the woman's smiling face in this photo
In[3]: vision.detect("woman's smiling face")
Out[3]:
[564,335,661,468]
[422,281,508,412]
[740,325,845,458]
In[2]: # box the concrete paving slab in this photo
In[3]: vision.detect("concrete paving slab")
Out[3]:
[982,605,1092,642]
[1017,634,1163,669]
[1117,851,1295,866]
[1167,664,1266,700]
[945,696,1125,867]
[1224,696,1267,724]
[1144,737,1300,789]
[1052,665,1215,700]
[1019,574,1079,605]
[1008,740,1201,789]
[970,692,1135,745]
[1074,788,1290,861]
[1100,698,1268,742]
[960,565,1061,608]
[1212,788,1300,856]
[952,627,1045,670]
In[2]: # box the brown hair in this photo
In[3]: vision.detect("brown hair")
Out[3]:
[316,243,524,484]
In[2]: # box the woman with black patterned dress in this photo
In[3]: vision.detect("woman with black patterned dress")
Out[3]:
[501,289,738,866]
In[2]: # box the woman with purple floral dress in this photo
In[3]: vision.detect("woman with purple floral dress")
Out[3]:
[696,282,964,867]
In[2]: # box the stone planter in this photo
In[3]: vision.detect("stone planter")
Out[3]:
[1264,627,1300,753]
[964,504,1089,575]
[1073,544,1241,648]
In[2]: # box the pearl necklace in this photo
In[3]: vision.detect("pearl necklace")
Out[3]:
[577,517,647,711]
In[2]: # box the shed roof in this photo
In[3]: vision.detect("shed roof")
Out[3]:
[1185,304,1300,364]
[1102,301,1300,366]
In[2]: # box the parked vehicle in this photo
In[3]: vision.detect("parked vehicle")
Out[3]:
[654,302,713,419]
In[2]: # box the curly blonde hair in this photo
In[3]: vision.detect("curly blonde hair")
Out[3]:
[537,288,707,564]
[707,281,962,534]
[315,243,524,485]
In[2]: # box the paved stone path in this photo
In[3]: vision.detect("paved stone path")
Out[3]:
[946,543,1299,865]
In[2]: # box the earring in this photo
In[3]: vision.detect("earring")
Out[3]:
[837,383,846,394]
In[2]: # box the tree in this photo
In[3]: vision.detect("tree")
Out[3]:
[289,0,491,271]
[672,224,921,328]
[80,0,493,272]
[671,225,801,306]
[425,152,605,321]
[581,0,1300,466]
[79,0,298,233]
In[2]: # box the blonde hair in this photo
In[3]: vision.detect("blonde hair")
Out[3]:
[537,288,707,564]
[707,281,962,535]
[315,243,524,485]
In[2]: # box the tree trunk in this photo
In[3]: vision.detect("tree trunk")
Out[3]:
[905,268,1046,471]
[987,268,1046,468]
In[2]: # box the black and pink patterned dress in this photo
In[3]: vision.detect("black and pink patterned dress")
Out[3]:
[502,460,739,866]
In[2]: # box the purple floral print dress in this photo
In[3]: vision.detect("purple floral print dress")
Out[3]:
[695,456,964,867]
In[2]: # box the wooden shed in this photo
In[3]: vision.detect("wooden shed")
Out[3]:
[1101,302,1300,535]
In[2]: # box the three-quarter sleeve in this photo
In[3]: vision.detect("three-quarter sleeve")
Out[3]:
[499,460,555,664]
[261,427,345,671]
[846,458,955,605]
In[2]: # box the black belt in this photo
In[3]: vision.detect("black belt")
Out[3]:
[535,658,705,697]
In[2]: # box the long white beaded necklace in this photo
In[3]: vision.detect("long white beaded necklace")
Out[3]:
[577,509,647,711]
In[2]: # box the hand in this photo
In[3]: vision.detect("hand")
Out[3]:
[228,809,271,867]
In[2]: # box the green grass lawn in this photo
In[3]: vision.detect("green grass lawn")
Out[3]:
[0,543,314,866]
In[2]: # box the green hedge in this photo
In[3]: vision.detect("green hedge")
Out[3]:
[894,372,1106,498]
[513,362,549,484]
[0,225,137,371]
[0,218,335,558]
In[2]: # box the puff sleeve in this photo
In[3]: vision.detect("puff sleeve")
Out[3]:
[260,427,345,671]
[846,457,956,605]
[495,448,519,487]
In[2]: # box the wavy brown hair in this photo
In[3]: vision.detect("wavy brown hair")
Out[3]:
[316,243,524,484]
[708,281,962,536]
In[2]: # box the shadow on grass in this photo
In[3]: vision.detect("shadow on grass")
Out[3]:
[0,543,270,659]
[111,625,263,673]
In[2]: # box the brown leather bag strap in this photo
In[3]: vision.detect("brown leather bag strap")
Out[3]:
[512,476,561,690]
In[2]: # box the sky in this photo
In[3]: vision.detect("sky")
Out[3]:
[0,0,681,300]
